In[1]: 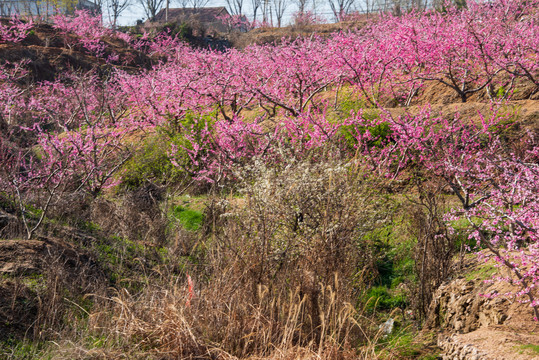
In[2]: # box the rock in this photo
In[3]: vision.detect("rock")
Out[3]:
[379,318,394,336]
[437,334,488,360]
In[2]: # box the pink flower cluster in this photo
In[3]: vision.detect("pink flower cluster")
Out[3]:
[0,17,33,43]
[0,0,538,316]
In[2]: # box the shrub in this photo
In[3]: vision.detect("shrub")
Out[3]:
[120,132,185,190]
[77,158,396,358]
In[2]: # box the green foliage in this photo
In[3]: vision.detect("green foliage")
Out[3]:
[120,132,184,190]
[80,220,101,233]
[95,236,143,266]
[420,356,441,360]
[338,107,391,151]
[450,216,484,251]
[23,203,43,220]
[0,192,16,213]
[377,328,440,360]
[438,0,467,12]
[86,335,107,349]
[386,331,421,357]
[162,111,217,176]
[365,286,407,312]
[362,219,416,288]
[162,22,193,40]
[0,339,52,360]
[338,96,371,114]
[479,106,519,144]
[176,23,193,39]
[94,236,150,287]
[488,117,517,135]
[496,86,507,98]
[368,122,392,145]
[164,110,216,138]
[357,219,416,314]
[173,206,204,231]
[21,274,46,293]
[390,257,415,288]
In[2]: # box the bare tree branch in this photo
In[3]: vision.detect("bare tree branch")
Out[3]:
[226,0,245,15]
[328,0,355,21]
[138,0,165,20]
[273,0,287,27]
[107,0,131,28]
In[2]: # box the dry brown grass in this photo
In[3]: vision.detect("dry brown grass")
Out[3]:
[49,159,394,359]
[57,276,384,360]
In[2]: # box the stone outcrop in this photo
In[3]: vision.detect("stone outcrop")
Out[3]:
[437,334,490,360]
[425,266,539,360]
[425,278,514,334]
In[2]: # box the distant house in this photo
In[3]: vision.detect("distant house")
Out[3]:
[0,0,100,18]
[148,7,248,34]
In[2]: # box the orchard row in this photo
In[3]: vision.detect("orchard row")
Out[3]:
[0,0,538,317]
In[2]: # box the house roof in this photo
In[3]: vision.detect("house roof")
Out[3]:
[153,7,229,23]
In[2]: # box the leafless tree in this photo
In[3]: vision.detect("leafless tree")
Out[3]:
[139,0,165,20]
[375,0,393,12]
[328,0,355,21]
[189,0,209,8]
[273,0,287,27]
[251,0,261,21]
[226,0,244,15]
[261,0,271,23]
[94,0,105,14]
[386,0,430,13]
[178,0,189,7]
[107,0,131,28]
[294,0,309,14]
[311,0,323,15]
[355,0,383,13]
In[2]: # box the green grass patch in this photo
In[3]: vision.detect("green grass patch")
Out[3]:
[92,235,160,289]
[517,344,539,355]
[465,263,497,281]
[387,331,422,357]
[377,329,441,360]
[0,339,52,360]
[364,286,407,312]
[173,206,204,231]
[362,217,416,289]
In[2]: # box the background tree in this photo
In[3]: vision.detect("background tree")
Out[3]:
[138,0,164,20]
[261,0,271,24]
[226,0,244,15]
[50,0,80,14]
[328,0,355,21]
[107,0,131,28]
[250,0,261,21]
[189,0,209,8]
[294,0,309,14]
[273,0,287,27]
[94,0,105,17]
